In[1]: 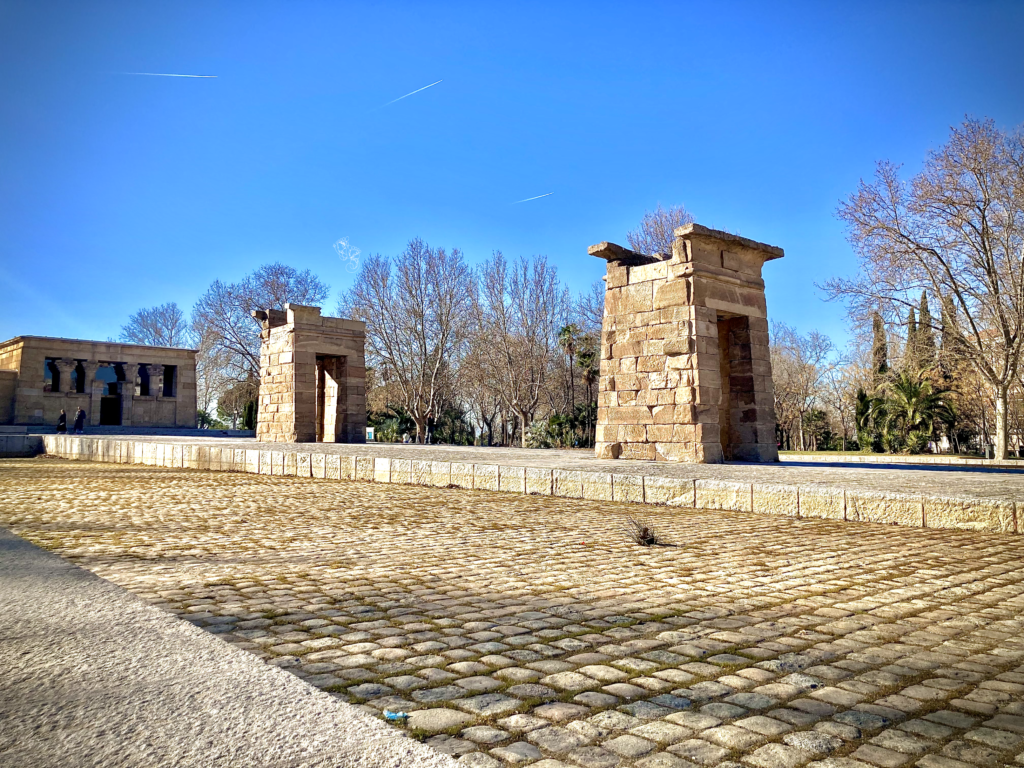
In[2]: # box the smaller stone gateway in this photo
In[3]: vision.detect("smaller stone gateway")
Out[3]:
[252,304,367,444]
[591,223,782,463]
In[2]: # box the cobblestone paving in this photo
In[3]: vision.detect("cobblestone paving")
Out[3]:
[3,457,1024,768]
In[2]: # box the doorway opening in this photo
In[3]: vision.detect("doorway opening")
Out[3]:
[315,355,347,442]
[717,314,754,460]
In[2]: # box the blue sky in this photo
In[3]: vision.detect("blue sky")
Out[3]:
[2,1,1023,346]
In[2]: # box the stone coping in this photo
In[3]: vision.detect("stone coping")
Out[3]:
[783,452,1023,467]
[40,435,1022,536]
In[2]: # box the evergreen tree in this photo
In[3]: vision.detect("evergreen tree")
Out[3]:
[917,291,936,370]
[871,312,889,390]
[905,306,918,372]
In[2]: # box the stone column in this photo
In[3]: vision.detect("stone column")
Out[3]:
[54,359,77,394]
[81,361,101,426]
[121,363,139,426]
[148,364,165,399]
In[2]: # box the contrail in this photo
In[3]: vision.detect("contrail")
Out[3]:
[382,79,442,107]
[512,192,554,204]
[120,72,217,78]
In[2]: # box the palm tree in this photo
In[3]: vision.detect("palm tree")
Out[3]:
[558,324,580,412]
[877,372,954,454]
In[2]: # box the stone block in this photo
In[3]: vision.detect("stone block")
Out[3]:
[296,452,311,477]
[322,454,339,480]
[270,451,285,476]
[259,450,272,475]
[846,491,924,527]
[355,456,374,482]
[924,497,1017,533]
[245,449,261,474]
[373,457,391,483]
[525,467,552,495]
[581,472,613,501]
[499,465,526,494]
[752,484,799,517]
[411,460,431,485]
[474,464,499,491]
[282,451,297,476]
[612,474,644,503]
[428,461,452,487]
[311,452,326,478]
[798,487,845,520]
[553,470,583,499]
[643,476,695,507]
[391,458,412,485]
[695,479,752,512]
[450,462,474,489]
[339,455,356,481]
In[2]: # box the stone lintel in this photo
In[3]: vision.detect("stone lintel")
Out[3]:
[674,224,784,261]
[588,242,666,264]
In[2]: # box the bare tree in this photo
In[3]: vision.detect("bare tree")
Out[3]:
[770,322,837,451]
[576,280,606,336]
[192,263,330,381]
[473,253,569,446]
[626,204,695,256]
[826,117,1024,459]
[119,302,190,347]
[340,239,474,443]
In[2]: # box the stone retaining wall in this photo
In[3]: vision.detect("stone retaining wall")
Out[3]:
[38,435,1020,535]
[0,435,43,457]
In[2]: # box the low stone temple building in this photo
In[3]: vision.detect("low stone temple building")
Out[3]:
[0,336,197,428]
[590,223,782,463]
[252,304,366,443]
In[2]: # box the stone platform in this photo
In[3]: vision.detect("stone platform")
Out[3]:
[42,436,1023,535]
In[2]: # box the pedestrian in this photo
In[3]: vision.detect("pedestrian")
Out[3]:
[56,409,67,434]
[73,407,86,434]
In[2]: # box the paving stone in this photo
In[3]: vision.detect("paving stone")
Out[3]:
[427,734,476,756]
[850,744,913,767]
[744,743,816,768]
[634,754,693,768]
[408,708,476,733]
[589,711,642,731]
[456,753,504,768]
[490,741,543,764]
[869,729,933,755]
[456,694,522,717]
[535,702,591,722]
[628,721,691,744]
[544,672,601,691]
[575,691,620,708]
[457,676,505,693]
[566,745,621,768]
[413,685,467,703]
[603,734,656,757]
[462,726,510,744]
[667,739,733,765]
[528,726,587,753]
[498,714,549,733]
[736,716,793,736]
[783,731,844,754]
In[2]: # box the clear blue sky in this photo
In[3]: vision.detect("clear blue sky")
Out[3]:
[2,1,1023,346]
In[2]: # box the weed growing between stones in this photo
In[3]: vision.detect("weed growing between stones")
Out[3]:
[625,515,660,546]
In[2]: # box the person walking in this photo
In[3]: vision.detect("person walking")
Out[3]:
[73,407,86,434]
[56,409,67,434]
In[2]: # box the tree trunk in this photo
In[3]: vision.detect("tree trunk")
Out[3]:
[798,413,805,452]
[995,385,1009,460]
[413,415,428,444]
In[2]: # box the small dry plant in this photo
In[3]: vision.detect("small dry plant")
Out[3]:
[625,515,660,546]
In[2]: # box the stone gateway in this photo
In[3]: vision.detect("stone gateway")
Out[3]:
[252,304,367,444]
[591,223,782,463]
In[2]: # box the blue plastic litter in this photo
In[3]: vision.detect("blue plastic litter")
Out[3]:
[383,709,409,721]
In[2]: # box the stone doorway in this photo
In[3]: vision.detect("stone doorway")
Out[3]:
[717,314,754,461]
[100,396,122,425]
[315,354,347,443]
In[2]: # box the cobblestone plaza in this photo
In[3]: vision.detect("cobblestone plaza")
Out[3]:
[2,458,1024,768]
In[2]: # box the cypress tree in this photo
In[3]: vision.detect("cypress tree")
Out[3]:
[918,291,936,370]
[871,312,889,389]
[906,306,918,372]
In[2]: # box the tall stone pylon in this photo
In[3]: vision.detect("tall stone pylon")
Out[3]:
[252,304,367,444]
[591,224,782,463]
